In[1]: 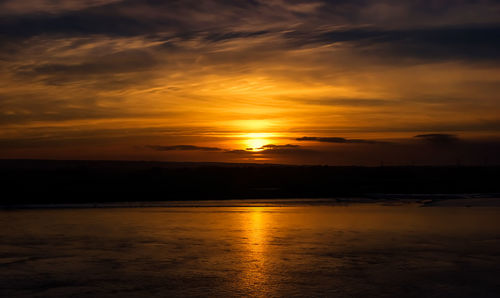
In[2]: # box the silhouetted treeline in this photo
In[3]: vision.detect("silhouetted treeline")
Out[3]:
[1,159,499,204]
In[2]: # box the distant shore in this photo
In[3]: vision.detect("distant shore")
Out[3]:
[1,159,499,206]
[2,196,500,209]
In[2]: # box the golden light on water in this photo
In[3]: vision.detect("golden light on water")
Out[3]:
[241,207,268,293]
[248,208,265,253]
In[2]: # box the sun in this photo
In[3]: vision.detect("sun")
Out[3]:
[239,133,274,151]
[230,132,276,152]
[246,138,267,151]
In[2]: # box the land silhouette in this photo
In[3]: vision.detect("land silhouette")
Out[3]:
[1,159,499,205]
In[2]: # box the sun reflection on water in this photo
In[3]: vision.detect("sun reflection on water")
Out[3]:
[240,207,270,294]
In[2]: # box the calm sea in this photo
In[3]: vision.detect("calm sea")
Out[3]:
[1,200,500,297]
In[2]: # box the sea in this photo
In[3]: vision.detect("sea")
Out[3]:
[1,199,500,297]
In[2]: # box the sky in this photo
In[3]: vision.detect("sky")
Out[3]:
[0,0,499,165]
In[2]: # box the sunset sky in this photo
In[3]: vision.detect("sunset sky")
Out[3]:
[1,0,499,165]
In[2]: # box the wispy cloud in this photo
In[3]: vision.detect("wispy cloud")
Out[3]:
[259,144,299,149]
[225,144,313,155]
[296,137,382,144]
[147,145,222,152]
[414,133,459,144]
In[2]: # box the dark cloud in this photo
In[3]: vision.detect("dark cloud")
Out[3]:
[1,0,499,64]
[0,1,179,38]
[296,137,381,144]
[226,144,313,155]
[147,145,222,151]
[205,30,271,42]
[308,98,393,107]
[19,49,157,78]
[225,149,251,154]
[0,0,265,39]
[414,134,459,144]
[316,0,500,26]
[285,25,500,61]
[259,144,300,149]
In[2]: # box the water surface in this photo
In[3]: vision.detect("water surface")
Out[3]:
[1,201,500,297]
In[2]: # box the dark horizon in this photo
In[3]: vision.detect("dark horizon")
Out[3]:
[2,159,499,205]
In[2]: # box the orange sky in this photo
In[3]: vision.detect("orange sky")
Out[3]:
[1,0,499,165]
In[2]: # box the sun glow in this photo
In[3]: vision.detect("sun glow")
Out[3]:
[246,138,267,151]
[240,133,274,151]
[232,120,273,132]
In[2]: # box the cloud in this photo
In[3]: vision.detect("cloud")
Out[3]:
[2,0,500,68]
[3,0,496,62]
[27,50,157,76]
[259,144,300,149]
[296,137,381,144]
[285,25,500,62]
[147,145,222,151]
[225,144,314,155]
[0,0,123,15]
[205,30,271,42]
[414,133,459,144]
[0,0,268,39]
[304,98,393,107]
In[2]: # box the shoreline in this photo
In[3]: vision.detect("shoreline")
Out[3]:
[2,196,500,209]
